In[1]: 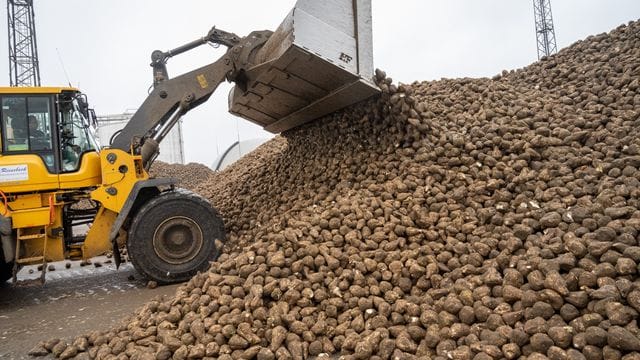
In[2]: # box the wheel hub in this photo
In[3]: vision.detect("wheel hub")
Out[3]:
[152,216,204,265]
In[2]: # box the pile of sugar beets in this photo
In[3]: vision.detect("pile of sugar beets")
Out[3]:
[34,19,640,360]
[149,162,215,192]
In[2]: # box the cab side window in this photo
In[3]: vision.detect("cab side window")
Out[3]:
[27,97,53,151]
[2,97,28,151]
[1,96,55,171]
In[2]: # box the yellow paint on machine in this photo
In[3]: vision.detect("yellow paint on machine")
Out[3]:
[0,86,79,94]
[0,155,59,193]
[82,207,118,259]
[9,194,66,263]
[90,149,148,213]
[58,152,103,190]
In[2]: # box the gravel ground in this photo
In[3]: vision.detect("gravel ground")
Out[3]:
[0,258,179,359]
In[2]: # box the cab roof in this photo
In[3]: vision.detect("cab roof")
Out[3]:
[0,86,80,94]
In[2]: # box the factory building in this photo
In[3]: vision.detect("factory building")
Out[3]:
[95,112,185,164]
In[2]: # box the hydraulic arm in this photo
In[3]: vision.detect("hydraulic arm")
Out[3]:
[110,28,272,167]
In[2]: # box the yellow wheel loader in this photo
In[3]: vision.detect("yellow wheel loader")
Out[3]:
[0,0,378,284]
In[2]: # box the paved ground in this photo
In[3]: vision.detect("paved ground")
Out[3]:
[0,257,179,359]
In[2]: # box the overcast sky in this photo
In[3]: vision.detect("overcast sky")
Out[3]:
[1,1,639,165]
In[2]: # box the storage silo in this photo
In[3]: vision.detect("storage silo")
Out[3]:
[96,112,185,164]
[212,138,269,171]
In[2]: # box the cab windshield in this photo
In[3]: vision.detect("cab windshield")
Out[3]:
[58,96,99,172]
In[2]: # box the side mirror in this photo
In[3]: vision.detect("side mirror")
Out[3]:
[75,93,90,118]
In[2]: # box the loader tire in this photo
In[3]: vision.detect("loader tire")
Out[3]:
[127,189,225,284]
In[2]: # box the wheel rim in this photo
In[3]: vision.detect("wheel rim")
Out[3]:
[152,216,204,265]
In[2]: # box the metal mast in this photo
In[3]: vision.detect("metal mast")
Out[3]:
[533,0,557,60]
[7,0,41,86]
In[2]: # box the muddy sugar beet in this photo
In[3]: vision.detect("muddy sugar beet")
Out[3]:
[149,162,215,192]
[34,20,640,360]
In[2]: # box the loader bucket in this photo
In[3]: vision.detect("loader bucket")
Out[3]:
[228,0,379,133]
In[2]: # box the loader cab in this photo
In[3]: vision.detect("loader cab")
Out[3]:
[1,93,56,171]
[0,87,102,193]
